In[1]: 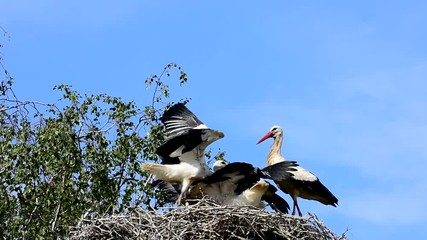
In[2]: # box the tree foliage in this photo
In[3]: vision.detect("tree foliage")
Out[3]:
[0,50,191,238]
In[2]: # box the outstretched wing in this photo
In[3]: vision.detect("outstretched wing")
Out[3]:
[155,129,205,164]
[160,103,206,138]
[260,161,298,181]
[200,162,259,193]
[156,103,223,165]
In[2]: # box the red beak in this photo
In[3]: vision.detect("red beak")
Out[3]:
[257,131,274,144]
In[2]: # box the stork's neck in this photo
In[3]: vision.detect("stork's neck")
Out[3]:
[266,135,286,166]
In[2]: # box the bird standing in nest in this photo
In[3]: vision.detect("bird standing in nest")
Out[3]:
[257,125,338,216]
[142,103,224,205]
[153,159,299,214]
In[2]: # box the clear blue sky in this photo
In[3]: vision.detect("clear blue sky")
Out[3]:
[2,1,426,239]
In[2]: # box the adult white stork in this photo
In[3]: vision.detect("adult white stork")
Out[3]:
[142,103,224,205]
[196,160,299,214]
[153,160,299,214]
[257,125,338,216]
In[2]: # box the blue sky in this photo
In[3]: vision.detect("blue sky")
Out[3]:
[1,1,426,239]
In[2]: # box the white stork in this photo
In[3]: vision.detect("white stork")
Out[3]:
[153,159,299,214]
[257,125,338,216]
[142,103,224,205]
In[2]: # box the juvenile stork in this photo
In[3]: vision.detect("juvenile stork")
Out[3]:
[257,125,338,216]
[142,103,224,205]
[154,160,299,214]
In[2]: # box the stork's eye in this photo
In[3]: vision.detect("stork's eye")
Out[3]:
[271,127,277,131]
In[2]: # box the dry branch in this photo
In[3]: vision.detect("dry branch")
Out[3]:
[69,199,346,240]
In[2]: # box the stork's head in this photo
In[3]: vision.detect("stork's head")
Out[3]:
[213,159,228,172]
[257,125,283,144]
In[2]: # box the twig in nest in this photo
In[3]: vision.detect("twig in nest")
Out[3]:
[69,198,347,240]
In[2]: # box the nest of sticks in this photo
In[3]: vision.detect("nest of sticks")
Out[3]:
[69,199,346,240]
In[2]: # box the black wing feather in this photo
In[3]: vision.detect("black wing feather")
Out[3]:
[151,180,180,203]
[262,184,290,214]
[156,129,205,164]
[260,161,298,180]
[199,161,298,195]
[200,162,255,184]
[292,179,339,206]
[196,162,261,195]
[160,103,205,137]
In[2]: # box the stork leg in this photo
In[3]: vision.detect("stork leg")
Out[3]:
[291,195,303,217]
[176,179,191,206]
[296,202,303,217]
[291,199,297,216]
[176,193,184,206]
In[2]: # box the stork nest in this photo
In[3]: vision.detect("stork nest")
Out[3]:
[69,199,347,240]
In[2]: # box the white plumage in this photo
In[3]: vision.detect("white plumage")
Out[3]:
[224,180,269,209]
[153,159,297,214]
[257,125,338,216]
[142,103,224,205]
